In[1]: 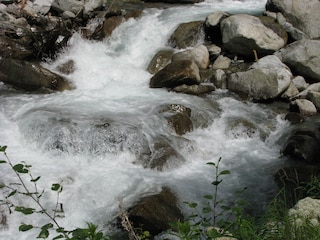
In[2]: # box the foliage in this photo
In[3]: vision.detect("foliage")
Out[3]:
[0,145,110,240]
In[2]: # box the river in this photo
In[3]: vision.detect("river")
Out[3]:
[0,0,293,239]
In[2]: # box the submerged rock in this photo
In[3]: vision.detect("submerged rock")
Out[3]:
[147,49,174,74]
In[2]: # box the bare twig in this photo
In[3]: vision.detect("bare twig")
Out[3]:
[118,199,140,240]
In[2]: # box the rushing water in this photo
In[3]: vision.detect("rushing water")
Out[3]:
[0,0,293,239]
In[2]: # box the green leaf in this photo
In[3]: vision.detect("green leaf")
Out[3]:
[51,183,62,192]
[15,206,35,215]
[7,189,17,198]
[206,162,216,166]
[31,176,41,182]
[219,170,231,175]
[52,235,65,240]
[202,207,212,214]
[19,224,33,232]
[203,195,213,200]
[0,146,7,152]
[13,164,29,174]
[212,180,222,186]
[37,229,49,239]
[41,223,54,230]
[188,202,198,208]
[0,160,7,164]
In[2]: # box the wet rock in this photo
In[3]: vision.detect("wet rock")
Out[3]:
[282,123,320,163]
[278,40,320,82]
[56,59,76,75]
[101,15,124,38]
[149,60,200,89]
[172,83,215,95]
[281,83,299,100]
[221,14,287,58]
[266,0,320,39]
[128,187,184,236]
[160,104,193,135]
[0,58,73,91]
[172,45,209,70]
[284,112,305,124]
[307,91,320,110]
[147,49,174,74]
[292,76,309,91]
[168,21,204,49]
[211,69,227,89]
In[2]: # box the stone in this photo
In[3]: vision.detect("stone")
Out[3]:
[0,58,73,91]
[52,0,84,14]
[172,83,215,95]
[211,55,231,69]
[290,99,317,116]
[128,187,184,236]
[282,123,320,164]
[212,69,227,89]
[227,55,292,101]
[33,0,54,15]
[168,21,204,49]
[266,0,320,39]
[172,45,209,69]
[292,76,309,91]
[221,14,286,58]
[307,91,320,110]
[281,83,299,100]
[56,60,76,75]
[279,40,320,82]
[149,60,200,89]
[147,49,174,74]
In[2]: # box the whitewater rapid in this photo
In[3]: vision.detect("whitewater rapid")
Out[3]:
[0,1,292,239]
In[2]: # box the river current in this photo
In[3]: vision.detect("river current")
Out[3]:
[0,0,293,239]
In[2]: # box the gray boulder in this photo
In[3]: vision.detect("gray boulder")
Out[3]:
[172,83,215,95]
[149,60,200,88]
[266,0,320,39]
[221,14,287,58]
[227,55,292,101]
[290,99,317,116]
[278,40,320,82]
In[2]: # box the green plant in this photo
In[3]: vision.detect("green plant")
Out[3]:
[0,145,110,240]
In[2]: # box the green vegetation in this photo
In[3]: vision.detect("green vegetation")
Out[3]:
[2,145,320,240]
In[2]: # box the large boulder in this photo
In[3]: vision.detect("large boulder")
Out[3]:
[227,55,292,101]
[0,58,73,91]
[128,187,184,236]
[149,60,200,89]
[169,21,204,49]
[277,40,320,82]
[266,0,320,39]
[221,14,287,58]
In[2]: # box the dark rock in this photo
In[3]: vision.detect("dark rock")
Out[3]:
[282,123,320,163]
[56,60,76,75]
[0,58,73,91]
[284,112,305,124]
[0,35,33,59]
[147,49,174,74]
[128,187,184,236]
[149,60,200,89]
[172,83,215,95]
[168,21,204,49]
